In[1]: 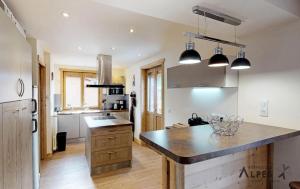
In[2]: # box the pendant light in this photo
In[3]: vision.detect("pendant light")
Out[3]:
[179,41,201,64]
[179,16,201,64]
[208,45,229,67]
[231,49,251,70]
[231,27,251,70]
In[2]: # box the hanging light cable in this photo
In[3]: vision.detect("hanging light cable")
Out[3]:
[231,27,251,70]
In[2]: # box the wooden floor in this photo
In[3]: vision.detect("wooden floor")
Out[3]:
[40,142,162,189]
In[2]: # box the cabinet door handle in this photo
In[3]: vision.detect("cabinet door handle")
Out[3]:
[32,99,37,114]
[14,109,20,114]
[107,136,116,140]
[17,79,22,97]
[32,119,38,133]
[20,79,25,97]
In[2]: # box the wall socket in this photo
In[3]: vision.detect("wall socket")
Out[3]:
[260,100,269,117]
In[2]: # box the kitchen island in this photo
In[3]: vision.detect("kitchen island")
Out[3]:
[140,123,300,189]
[85,115,133,176]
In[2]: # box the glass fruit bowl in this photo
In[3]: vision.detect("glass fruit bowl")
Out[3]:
[208,115,244,136]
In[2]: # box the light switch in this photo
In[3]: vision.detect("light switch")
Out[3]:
[260,100,269,117]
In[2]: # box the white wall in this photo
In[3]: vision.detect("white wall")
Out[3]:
[126,24,239,139]
[239,20,300,188]
[239,20,300,129]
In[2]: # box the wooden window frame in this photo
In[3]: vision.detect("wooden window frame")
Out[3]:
[60,69,101,110]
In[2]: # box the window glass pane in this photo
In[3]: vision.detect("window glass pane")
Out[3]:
[147,72,155,112]
[84,76,98,108]
[156,71,162,114]
[65,76,81,108]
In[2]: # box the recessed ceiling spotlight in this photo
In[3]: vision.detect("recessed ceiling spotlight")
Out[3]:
[138,54,142,57]
[62,12,70,18]
[130,28,134,33]
[111,47,116,50]
[77,46,82,51]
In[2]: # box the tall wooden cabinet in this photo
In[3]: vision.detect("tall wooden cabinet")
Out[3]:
[0,6,33,189]
[3,101,20,189]
[20,100,33,189]
[0,6,32,103]
[0,104,3,189]
[1,100,32,189]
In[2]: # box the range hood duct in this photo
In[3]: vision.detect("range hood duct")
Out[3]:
[86,54,124,88]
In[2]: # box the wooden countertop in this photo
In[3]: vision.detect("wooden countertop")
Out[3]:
[85,116,132,129]
[140,123,300,164]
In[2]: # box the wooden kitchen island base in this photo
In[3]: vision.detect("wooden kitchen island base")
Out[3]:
[162,145,270,189]
[91,160,132,176]
[140,123,300,189]
[85,116,133,176]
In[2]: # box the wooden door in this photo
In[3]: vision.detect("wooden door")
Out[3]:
[39,64,47,160]
[2,101,21,189]
[145,66,164,131]
[20,100,33,189]
[0,104,3,189]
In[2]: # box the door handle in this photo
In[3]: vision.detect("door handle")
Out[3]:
[32,119,38,133]
[32,99,38,114]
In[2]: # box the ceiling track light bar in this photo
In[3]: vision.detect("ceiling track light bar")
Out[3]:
[192,6,242,26]
[185,32,246,48]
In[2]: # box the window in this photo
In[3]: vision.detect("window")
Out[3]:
[62,70,99,109]
[146,66,163,114]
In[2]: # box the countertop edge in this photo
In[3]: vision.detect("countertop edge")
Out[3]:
[140,128,300,165]
[57,109,129,115]
[88,122,133,129]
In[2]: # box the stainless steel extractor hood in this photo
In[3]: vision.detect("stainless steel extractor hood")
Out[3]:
[86,54,124,88]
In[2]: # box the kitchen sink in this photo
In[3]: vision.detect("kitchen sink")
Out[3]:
[92,116,116,120]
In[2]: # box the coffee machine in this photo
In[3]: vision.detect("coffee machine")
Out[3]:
[117,100,127,110]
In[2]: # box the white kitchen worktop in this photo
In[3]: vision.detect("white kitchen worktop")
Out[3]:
[85,116,132,129]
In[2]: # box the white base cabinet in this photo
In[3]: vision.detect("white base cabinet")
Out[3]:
[58,114,80,139]
[58,111,129,139]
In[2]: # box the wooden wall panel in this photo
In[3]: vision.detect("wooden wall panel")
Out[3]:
[162,145,269,189]
[0,104,3,189]
[184,145,268,189]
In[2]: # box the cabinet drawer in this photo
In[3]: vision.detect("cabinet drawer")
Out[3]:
[92,132,132,151]
[92,147,132,166]
[91,125,131,136]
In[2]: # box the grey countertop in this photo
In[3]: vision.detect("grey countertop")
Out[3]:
[140,122,300,164]
[57,109,129,115]
[85,116,132,129]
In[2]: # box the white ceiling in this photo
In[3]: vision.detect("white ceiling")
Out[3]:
[5,0,300,68]
[94,0,300,36]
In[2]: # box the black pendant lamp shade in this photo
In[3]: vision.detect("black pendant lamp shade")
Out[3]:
[179,41,201,64]
[208,47,229,67]
[231,50,251,70]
